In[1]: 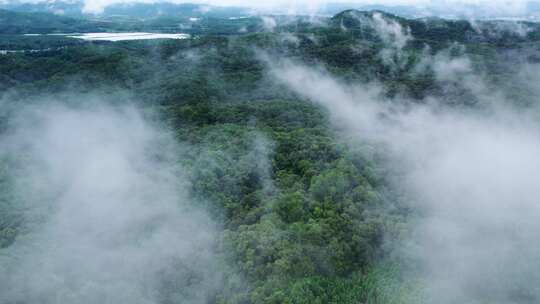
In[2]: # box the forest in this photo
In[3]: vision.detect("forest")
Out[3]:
[1,5,540,304]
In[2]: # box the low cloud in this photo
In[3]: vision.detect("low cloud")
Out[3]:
[0,101,225,304]
[264,48,540,302]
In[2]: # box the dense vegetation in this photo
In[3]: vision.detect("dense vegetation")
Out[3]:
[1,7,539,303]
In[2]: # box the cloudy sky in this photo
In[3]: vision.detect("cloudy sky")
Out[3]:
[0,0,535,16]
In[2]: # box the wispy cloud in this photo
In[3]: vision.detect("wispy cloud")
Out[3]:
[263,42,540,302]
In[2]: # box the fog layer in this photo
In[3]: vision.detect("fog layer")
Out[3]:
[0,102,222,304]
[266,54,540,302]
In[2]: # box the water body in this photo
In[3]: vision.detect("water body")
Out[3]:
[67,32,191,41]
[0,47,66,55]
[1,33,190,55]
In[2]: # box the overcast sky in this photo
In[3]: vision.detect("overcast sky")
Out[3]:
[0,0,535,17]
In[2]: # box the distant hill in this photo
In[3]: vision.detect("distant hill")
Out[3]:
[0,0,85,17]
[101,2,248,19]
[331,9,406,29]
[324,2,540,20]
[0,0,250,19]
[0,9,105,34]
[330,9,540,46]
